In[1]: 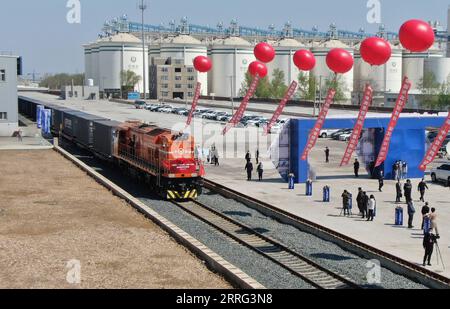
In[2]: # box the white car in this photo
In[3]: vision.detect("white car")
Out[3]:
[339,132,352,141]
[320,129,340,138]
[430,164,450,186]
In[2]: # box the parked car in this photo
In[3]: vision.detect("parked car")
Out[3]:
[332,129,352,140]
[247,117,267,126]
[214,112,229,121]
[430,164,450,186]
[320,129,340,138]
[339,131,353,141]
[203,111,220,120]
[134,100,146,109]
[159,106,174,113]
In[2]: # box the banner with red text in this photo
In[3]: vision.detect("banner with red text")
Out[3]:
[375,77,412,167]
[185,82,202,127]
[264,81,298,135]
[222,75,261,135]
[340,84,373,166]
[301,88,337,161]
[419,112,450,171]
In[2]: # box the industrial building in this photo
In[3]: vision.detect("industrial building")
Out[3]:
[84,32,149,98]
[0,54,20,136]
[85,10,450,106]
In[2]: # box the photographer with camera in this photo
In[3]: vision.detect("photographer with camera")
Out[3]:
[423,227,441,267]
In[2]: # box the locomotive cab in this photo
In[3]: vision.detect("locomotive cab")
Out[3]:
[114,122,203,200]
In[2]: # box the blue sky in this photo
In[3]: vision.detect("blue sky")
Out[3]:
[0,0,448,76]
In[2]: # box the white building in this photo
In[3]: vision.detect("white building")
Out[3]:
[311,39,354,100]
[0,55,19,136]
[84,33,149,97]
[268,38,305,85]
[209,36,256,98]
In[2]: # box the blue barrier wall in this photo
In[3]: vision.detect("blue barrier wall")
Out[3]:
[290,116,447,183]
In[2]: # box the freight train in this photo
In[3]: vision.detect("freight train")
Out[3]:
[18,97,203,200]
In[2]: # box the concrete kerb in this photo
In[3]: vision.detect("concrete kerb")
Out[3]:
[52,144,265,290]
[204,181,450,290]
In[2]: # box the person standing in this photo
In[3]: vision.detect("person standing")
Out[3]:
[356,187,364,216]
[354,159,360,178]
[255,149,260,164]
[17,129,23,142]
[423,229,436,267]
[404,179,413,203]
[257,162,264,181]
[396,181,403,203]
[407,200,416,229]
[362,191,369,219]
[325,147,330,163]
[245,161,254,181]
[418,178,429,202]
[341,190,351,217]
[421,202,430,230]
[245,151,251,163]
[429,208,439,236]
[378,171,384,192]
[367,195,376,221]
[214,153,219,166]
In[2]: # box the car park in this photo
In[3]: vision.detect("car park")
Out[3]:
[430,164,450,186]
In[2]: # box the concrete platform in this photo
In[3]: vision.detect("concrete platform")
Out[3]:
[19,92,450,280]
[203,139,450,279]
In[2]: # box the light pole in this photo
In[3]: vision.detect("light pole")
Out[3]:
[229,75,235,114]
[139,0,147,100]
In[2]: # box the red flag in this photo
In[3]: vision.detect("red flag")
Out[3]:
[375,77,412,167]
[301,88,336,161]
[340,84,373,166]
[222,75,261,135]
[264,81,298,135]
[419,112,450,171]
[185,82,202,127]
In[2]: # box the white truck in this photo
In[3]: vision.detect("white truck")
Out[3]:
[430,164,450,186]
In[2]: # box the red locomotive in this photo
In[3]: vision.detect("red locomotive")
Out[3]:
[114,121,204,200]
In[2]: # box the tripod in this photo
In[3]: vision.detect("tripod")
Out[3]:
[435,240,446,271]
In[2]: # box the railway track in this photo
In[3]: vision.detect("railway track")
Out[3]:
[173,199,360,289]
[202,179,450,289]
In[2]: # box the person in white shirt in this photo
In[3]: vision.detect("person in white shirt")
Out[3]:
[367,195,376,221]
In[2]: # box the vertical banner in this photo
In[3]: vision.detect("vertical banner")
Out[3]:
[301,88,337,161]
[43,109,51,135]
[340,84,373,166]
[222,75,261,135]
[264,81,298,135]
[36,105,44,129]
[375,76,412,167]
[185,82,202,127]
[419,112,450,171]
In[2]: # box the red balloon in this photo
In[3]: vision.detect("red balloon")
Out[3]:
[293,49,316,71]
[254,42,275,63]
[399,19,435,52]
[248,61,268,78]
[326,48,354,74]
[360,37,392,66]
[193,56,212,73]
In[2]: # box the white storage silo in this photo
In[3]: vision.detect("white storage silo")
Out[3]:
[83,43,93,85]
[402,44,443,91]
[354,42,402,93]
[424,57,450,85]
[210,36,256,98]
[159,34,208,95]
[97,33,149,94]
[311,39,354,100]
[268,38,306,85]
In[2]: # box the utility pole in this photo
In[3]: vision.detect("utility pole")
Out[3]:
[139,0,147,100]
[229,76,235,114]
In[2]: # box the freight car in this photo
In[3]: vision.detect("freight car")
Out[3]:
[18,97,203,200]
